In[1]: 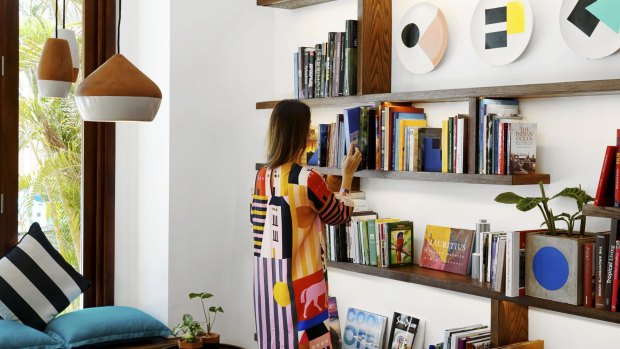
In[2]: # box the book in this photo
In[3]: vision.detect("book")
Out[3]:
[605,219,620,308]
[508,123,537,175]
[421,225,475,275]
[387,221,414,267]
[443,324,486,349]
[583,242,595,307]
[293,51,299,98]
[302,125,318,165]
[423,133,442,172]
[505,231,520,297]
[343,308,387,349]
[492,236,506,292]
[387,312,420,349]
[612,240,620,312]
[343,19,357,97]
[594,146,617,206]
[472,219,491,281]
[478,99,519,174]
[368,220,378,266]
[616,129,620,207]
[441,120,449,173]
[343,107,361,159]
[328,297,342,348]
[314,43,322,98]
[595,232,610,309]
[450,328,489,349]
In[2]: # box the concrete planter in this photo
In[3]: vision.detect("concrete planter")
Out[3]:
[525,232,595,305]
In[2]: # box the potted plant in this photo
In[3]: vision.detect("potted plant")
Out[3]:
[495,182,595,305]
[173,314,204,349]
[189,292,224,348]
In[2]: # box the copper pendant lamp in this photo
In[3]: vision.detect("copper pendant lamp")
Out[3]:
[75,0,162,122]
[58,0,79,82]
[37,0,73,98]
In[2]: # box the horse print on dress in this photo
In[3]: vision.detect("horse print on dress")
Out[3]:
[301,280,327,318]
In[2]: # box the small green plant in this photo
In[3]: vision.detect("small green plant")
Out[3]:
[189,292,224,336]
[173,314,204,343]
[495,182,593,236]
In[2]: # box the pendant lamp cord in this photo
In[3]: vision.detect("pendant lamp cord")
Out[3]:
[62,0,66,29]
[117,0,122,53]
[54,0,58,38]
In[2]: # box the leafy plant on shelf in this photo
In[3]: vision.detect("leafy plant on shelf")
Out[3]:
[173,314,204,343]
[189,292,224,337]
[495,182,593,236]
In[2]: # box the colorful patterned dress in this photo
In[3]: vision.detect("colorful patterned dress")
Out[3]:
[251,163,353,349]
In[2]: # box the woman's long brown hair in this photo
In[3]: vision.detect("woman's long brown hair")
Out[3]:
[267,100,311,169]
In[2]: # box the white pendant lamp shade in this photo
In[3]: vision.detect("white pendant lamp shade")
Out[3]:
[37,38,73,98]
[57,29,79,82]
[75,54,162,122]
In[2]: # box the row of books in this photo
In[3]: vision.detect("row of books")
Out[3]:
[328,296,423,349]
[585,219,620,311]
[304,100,538,175]
[593,129,620,207]
[294,20,357,99]
[324,212,414,268]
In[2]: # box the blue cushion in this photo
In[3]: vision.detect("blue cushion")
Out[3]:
[44,306,172,348]
[0,320,61,349]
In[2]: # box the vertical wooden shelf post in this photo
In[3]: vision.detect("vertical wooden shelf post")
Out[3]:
[357,0,391,95]
[491,299,529,347]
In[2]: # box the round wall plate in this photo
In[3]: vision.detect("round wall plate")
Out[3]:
[471,0,534,66]
[559,0,620,59]
[396,2,448,74]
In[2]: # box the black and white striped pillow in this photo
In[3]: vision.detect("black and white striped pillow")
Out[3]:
[0,222,90,330]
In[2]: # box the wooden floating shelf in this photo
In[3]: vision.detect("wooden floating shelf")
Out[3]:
[256,79,620,109]
[255,164,549,185]
[327,261,620,325]
[582,204,620,219]
[257,0,336,9]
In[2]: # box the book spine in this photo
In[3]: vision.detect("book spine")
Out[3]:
[505,231,519,297]
[612,240,620,311]
[314,44,322,99]
[595,146,618,206]
[595,234,609,309]
[616,129,620,207]
[605,219,619,309]
[442,120,449,173]
[498,122,505,175]
[332,33,341,97]
[368,109,376,170]
[338,32,345,97]
[303,49,309,99]
[448,117,454,173]
[584,242,594,307]
[308,50,315,99]
[294,52,299,99]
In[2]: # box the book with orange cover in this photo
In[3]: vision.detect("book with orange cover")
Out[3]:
[421,225,475,275]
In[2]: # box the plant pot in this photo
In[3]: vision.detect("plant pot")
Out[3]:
[178,339,203,349]
[525,232,595,305]
[201,333,220,349]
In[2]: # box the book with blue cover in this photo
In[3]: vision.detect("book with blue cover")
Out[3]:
[343,308,387,349]
[344,106,361,153]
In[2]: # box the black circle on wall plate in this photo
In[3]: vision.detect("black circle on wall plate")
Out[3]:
[401,23,420,48]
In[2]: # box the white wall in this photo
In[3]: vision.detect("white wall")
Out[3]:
[168,2,273,347]
[115,0,170,324]
[114,0,620,348]
[272,0,620,348]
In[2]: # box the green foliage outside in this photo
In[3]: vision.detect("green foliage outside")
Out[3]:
[18,0,83,275]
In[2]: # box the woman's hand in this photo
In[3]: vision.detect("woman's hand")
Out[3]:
[342,143,362,178]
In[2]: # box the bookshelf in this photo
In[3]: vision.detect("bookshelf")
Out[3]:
[257,0,336,9]
[257,1,619,347]
[583,204,620,220]
[254,163,550,185]
[328,261,620,326]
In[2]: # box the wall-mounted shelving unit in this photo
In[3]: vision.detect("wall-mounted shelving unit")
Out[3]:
[583,204,620,220]
[254,163,550,185]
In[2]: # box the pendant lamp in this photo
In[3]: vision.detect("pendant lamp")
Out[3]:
[58,0,79,82]
[37,0,73,98]
[75,0,162,122]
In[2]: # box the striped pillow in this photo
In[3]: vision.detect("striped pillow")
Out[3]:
[0,223,90,330]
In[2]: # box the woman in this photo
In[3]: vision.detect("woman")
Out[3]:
[251,99,361,348]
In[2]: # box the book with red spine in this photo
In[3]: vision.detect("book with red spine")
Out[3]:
[611,240,620,311]
[596,146,618,206]
[616,129,620,207]
[584,242,595,307]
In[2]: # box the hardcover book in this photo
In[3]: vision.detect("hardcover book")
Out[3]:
[594,146,617,206]
[508,123,537,175]
[616,129,620,207]
[387,312,420,349]
[343,308,387,349]
[303,125,318,165]
[328,297,342,349]
[421,225,475,275]
[584,242,595,307]
[387,221,414,267]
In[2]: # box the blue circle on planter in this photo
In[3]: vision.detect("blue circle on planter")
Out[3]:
[533,246,569,291]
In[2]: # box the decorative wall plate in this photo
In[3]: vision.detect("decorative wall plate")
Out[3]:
[396,2,448,74]
[470,0,534,66]
[559,0,620,59]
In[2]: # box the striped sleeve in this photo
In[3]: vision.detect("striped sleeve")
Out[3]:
[306,170,353,226]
